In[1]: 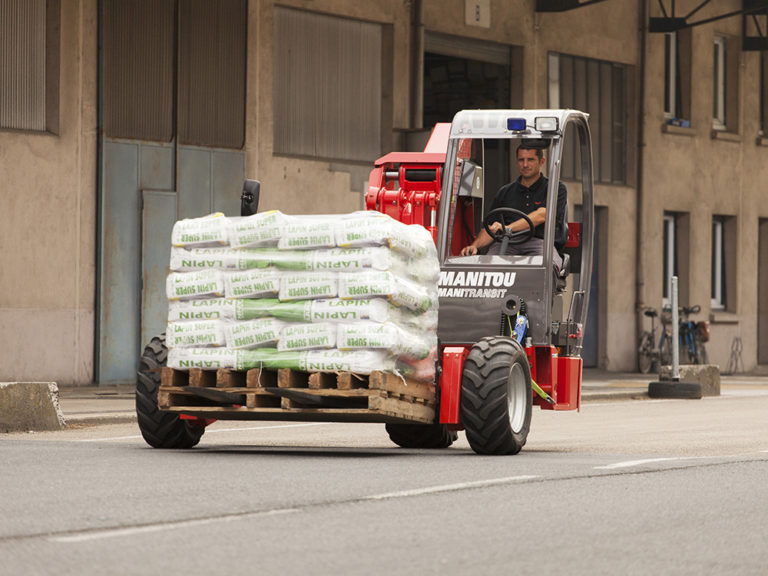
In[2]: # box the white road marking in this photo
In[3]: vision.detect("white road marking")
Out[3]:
[596,451,768,470]
[364,475,540,500]
[76,421,330,442]
[595,457,700,470]
[50,475,540,543]
[49,509,298,544]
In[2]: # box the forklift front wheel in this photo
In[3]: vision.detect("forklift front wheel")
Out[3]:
[136,334,205,449]
[460,337,532,455]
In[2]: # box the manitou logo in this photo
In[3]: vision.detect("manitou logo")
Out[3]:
[438,270,516,298]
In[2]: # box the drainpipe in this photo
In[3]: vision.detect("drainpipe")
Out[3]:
[635,0,649,355]
[410,0,423,130]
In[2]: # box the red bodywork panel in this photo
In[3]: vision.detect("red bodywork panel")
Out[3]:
[526,346,582,411]
[438,346,469,426]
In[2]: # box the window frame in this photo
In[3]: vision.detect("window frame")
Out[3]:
[711,216,726,310]
[761,51,768,136]
[663,213,678,307]
[664,32,678,119]
[713,35,727,130]
[548,52,628,185]
[0,0,60,134]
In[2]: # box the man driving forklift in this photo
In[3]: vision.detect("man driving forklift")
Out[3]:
[459,141,568,276]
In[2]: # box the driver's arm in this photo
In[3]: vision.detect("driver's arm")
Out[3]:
[460,207,547,256]
[460,228,494,256]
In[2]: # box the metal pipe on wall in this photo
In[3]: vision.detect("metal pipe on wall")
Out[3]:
[635,0,649,361]
[410,0,423,130]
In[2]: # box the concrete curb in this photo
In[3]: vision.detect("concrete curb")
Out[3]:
[0,382,66,432]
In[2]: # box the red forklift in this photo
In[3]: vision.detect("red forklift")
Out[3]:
[137,109,595,455]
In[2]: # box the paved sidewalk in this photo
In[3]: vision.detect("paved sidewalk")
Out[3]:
[53,369,768,427]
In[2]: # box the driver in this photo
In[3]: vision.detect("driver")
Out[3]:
[459,143,567,274]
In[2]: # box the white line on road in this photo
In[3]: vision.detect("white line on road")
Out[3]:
[76,421,330,442]
[49,475,540,544]
[48,508,299,544]
[594,457,701,470]
[596,451,768,470]
[364,475,541,500]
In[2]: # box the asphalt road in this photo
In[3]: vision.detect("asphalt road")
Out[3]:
[2,394,768,575]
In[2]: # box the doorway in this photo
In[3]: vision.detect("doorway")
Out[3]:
[759,219,768,365]
[580,206,605,368]
[96,0,246,384]
[423,32,521,198]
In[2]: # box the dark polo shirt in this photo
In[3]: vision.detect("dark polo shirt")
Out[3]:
[489,174,568,252]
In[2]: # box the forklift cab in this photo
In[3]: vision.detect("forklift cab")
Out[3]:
[435,110,595,359]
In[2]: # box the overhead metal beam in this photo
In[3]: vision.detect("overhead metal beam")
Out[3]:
[535,0,607,12]
[743,0,768,50]
[649,0,768,36]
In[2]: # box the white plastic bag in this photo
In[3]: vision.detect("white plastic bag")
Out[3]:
[171,213,228,247]
[279,272,338,301]
[278,218,336,250]
[166,320,226,348]
[166,269,225,301]
[278,323,336,351]
[224,318,285,349]
[224,269,281,299]
[228,211,287,248]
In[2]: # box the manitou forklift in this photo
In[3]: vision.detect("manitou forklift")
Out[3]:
[136,109,595,455]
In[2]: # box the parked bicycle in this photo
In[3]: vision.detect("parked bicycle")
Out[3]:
[637,304,709,374]
[638,307,666,374]
[677,304,709,365]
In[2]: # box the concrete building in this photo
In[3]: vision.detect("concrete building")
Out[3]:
[1,0,766,386]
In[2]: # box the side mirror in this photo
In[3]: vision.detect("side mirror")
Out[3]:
[240,179,260,216]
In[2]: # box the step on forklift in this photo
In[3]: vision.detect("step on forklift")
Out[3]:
[136,109,595,455]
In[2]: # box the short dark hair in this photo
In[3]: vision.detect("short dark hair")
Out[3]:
[516,144,544,160]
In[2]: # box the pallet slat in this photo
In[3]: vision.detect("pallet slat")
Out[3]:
[159,367,436,424]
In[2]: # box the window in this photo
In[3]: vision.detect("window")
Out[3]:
[663,213,678,305]
[274,8,383,162]
[548,53,628,185]
[664,30,691,124]
[711,217,726,309]
[178,0,247,149]
[713,36,727,130]
[761,52,768,135]
[0,0,60,133]
[711,215,736,311]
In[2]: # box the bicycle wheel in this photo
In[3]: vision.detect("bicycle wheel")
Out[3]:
[659,332,672,366]
[694,338,709,365]
[638,332,654,374]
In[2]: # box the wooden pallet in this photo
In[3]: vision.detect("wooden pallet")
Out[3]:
[158,367,436,424]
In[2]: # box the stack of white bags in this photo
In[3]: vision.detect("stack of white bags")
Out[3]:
[165,211,439,381]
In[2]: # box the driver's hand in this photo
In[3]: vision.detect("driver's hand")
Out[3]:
[460,245,478,256]
[488,222,504,234]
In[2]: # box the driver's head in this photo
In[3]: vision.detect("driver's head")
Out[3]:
[516,145,545,180]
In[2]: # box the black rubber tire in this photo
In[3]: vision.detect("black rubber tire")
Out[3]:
[385,423,458,449]
[460,337,532,455]
[136,334,205,449]
[638,332,654,374]
[648,380,702,399]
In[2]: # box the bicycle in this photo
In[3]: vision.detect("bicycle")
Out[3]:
[638,307,669,374]
[677,305,709,365]
[638,304,708,373]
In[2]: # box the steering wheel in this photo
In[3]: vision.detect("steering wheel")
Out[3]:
[483,207,535,246]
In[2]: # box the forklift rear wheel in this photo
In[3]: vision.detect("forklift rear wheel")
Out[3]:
[385,423,458,449]
[136,334,205,449]
[461,337,532,455]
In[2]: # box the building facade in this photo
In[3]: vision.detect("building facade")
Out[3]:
[0,0,766,385]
